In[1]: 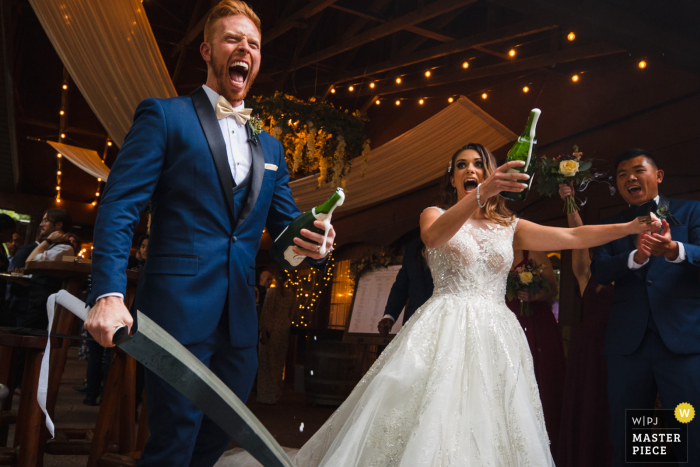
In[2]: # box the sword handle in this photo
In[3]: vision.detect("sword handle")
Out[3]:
[112,326,130,345]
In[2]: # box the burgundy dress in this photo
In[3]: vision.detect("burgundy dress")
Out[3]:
[556,277,614,467]
[506,250,566,459]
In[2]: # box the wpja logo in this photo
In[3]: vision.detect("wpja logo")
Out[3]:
[626,403,693,463]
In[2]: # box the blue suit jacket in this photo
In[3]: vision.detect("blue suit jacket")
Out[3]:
[383,239,434,325]
[591,195,700,356]
[87,87,304,347]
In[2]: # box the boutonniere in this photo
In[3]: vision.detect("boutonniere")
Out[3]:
[247,114,263,146]
[656,205,670,219]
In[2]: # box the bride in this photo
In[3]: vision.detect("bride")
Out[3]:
[220,143,659,467]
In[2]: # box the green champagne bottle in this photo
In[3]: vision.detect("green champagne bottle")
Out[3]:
[500,108,541,201]
[269,188,345,270]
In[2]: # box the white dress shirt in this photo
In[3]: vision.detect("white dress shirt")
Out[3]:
[628,195,686,269]
[202,85,253,186]
[34,244,74,262]
[97,85,254,303]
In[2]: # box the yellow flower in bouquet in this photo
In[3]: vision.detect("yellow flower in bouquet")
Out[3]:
[558,160,580,177]
[518,271,534,284]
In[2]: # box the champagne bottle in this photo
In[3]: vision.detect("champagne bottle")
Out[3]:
[269,188,345,270]
[500,108,541,201]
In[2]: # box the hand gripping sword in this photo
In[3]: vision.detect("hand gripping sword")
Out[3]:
[39,290,295,467]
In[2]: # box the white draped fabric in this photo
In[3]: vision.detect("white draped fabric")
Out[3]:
[48,141,110,182]
[290,96,517,213]
[28,0,177,147]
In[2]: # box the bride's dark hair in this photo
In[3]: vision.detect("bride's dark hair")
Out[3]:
[438,143,516,226]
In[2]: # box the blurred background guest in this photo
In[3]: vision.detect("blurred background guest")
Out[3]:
[0,216,19,325]
[127,234,149,270]
[67,233,82,258]
[257,270,294,404]
[256,270,273,321]
[557,183,614,466]
[506,248,565,458]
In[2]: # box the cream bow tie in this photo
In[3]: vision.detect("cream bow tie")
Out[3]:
[215,96,252,125]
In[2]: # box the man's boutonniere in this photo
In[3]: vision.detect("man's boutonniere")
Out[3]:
[656,205,670,219]
[248,114,263,145]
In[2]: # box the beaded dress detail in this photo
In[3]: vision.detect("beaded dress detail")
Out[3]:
[220,208,554,467]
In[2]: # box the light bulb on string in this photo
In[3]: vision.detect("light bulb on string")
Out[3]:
[638,60,647,69]
[481,93,488,99]
[369,82,375,88]
[508,49,516,57]
[571,74,579,82]
[348,86,354,92]
[419,99,424,105]
[395,77,402,84]
[425,70,431,77]
[448,97,454,103]
[567,32,575,41]
[395,100,400,106]
[523,86,529,93]
[462,62,469,69]
[330,88,336,94]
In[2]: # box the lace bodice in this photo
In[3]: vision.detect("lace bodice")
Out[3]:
[426,207,518,303]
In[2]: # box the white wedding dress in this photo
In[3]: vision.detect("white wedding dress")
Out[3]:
[219,210,554,467]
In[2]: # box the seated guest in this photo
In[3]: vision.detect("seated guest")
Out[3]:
[20,209,74,330]
[127,234,149,270]
[0,214,16,275]
[556,183,614,467]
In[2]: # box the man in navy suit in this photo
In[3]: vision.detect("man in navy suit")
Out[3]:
[85,2,335,465]
[591,149,700,466]
[377,238,434,335]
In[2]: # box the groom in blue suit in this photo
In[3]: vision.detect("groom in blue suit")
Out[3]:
[85,2,335,465]
[591,149,700,466]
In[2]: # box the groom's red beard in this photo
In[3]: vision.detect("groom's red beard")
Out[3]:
[211,53,258,104]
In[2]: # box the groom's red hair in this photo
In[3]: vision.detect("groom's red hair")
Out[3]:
[204,1,261,42]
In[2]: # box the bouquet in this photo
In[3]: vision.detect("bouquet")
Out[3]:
[350,250,393,285]
[536,145,594,213]
[506,259,550,317]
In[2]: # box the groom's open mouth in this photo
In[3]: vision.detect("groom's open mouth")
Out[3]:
[627,185,643,196]
[228,60,250,88]
[464,178,478,193]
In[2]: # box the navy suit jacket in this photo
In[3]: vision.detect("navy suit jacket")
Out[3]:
[383,239,434,325]
[87,87,306,348]
[591,195,700,356]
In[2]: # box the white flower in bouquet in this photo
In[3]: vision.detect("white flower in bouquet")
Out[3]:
[519,272,534,284]
[558,160,580,177]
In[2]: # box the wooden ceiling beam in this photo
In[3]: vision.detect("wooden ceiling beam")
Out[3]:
[287,0,479,72]
[329,5,455,42]
[487,0,700,74]
[329,21,557,85]
[358,42,624,96]
[262,0,338,45]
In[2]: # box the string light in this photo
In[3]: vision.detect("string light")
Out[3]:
[348,86,354,92]
[425,70,431,77]
[638,60,647,69]
[419,99,424,105]
[375,99,380,105]
[395,100,401,106]
[107,141,113,147]
[330,88,336,94]
[571,74,579,82]
[57,171,61,175]
[508,49,516,57]
[62,84,67,90]
[57,153,62,158]
[462,62,469,69]
[448,97,454,103]
[369,82,375,88]
[97,178,101,182]
[395,77,402,84]
[481,93,488,99]
[567,32,575,41]
[523,86,529,93]
[60,133,66,139]
[59,110,65,116]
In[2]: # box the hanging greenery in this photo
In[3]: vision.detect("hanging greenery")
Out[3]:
[250,92,371,189]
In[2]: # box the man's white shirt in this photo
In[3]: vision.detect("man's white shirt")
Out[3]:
[98,85,252,303]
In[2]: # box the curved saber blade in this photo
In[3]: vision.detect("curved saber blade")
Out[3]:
[119,311,295,467]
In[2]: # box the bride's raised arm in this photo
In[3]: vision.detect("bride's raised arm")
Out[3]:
[513,216,661,252]
[421,160,529,248]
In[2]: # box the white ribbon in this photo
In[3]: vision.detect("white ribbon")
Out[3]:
[40,291,90,438]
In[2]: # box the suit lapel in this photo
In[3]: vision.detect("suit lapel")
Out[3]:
[658,194,682,226]
[190,87,237,224]
[235,123,265,230]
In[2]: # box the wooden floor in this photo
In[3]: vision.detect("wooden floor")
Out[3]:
[7,347,336,466]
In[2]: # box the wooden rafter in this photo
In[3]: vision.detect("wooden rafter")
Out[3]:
[397,8,466,56]
[328,21,558,85]
[172,0,205,86]
[285,0,479,73]
[488,0,700,74]
[263,0,338,45]
[358,42,624,96]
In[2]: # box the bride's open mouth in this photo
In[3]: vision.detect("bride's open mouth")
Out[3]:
[228,60,249,89]
[464,178,478,193]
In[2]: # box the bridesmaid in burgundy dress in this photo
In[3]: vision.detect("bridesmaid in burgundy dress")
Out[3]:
[506,248,565,459]
[556,183,614,467]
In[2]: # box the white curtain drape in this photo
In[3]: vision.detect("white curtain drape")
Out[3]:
[28,0,177,147]
[290,96,517,212]
[48,141,110,181]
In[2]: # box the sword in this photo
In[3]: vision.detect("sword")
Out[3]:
[40,291,295,467]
